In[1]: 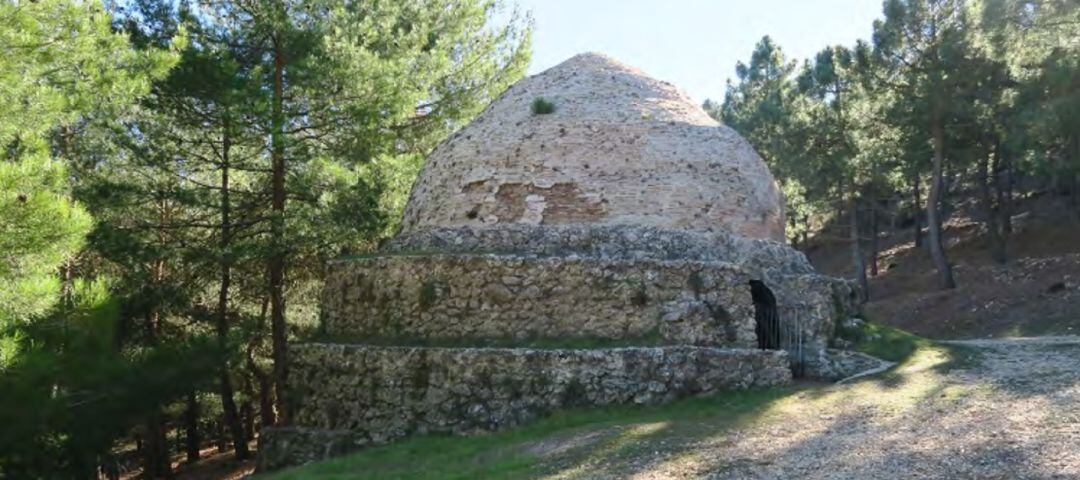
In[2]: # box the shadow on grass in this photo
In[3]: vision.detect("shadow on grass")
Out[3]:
[260,387,801,480]
[847,321,982,389]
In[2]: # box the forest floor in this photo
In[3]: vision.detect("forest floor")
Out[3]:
[261,333,1080,479]
[117,443,256,480]
[806,191,1080,339]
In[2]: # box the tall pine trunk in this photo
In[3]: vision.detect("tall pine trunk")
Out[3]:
[241,387,256,443]
[142,412,173,479]
[979,144,1006,264]
[141,315,173,478]
[869,199,880,276]
[912,175,923,248]
[217,118,249,459]
[850,194,869,301]
[142,207,174,479]
[269,34,290,425]
[248,296,276,442]
[928,110,956,289]
[992,140,1013,236]
[1073,135,1080,217]
[183,391,200,463]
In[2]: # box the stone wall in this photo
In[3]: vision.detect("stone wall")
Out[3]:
[323,254,762,346]
[769,273,859,377]
[323,253,854,354]
[259,344,791,470]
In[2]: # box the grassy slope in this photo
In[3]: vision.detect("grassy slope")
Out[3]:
[263,388,792,480]
[262,323,948,480]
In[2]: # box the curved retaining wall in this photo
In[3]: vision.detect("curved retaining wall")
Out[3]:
[258,344,791,471]
[322,255,761,346]
[322,254,855,353]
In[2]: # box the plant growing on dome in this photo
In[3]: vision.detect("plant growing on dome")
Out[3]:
[531,97,556,114]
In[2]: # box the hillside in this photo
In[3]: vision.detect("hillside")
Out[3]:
[806,191,1080,340]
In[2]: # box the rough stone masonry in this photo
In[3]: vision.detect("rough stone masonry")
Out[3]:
[257,53,869,471]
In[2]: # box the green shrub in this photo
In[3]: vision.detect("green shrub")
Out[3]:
[531,97,555,115]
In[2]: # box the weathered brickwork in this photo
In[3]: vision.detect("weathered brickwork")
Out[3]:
[399,53,785,241]
[258,345,792,470]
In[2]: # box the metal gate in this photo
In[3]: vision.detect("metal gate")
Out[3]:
[750,280,806,377]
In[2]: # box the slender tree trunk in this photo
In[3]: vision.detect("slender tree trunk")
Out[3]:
[941,159,955,219]
[912,175,923,248]
[997,155,1006,234]
[870,200,880,276]
[143,207,174,479]
[850,194,869,302]
[979,144,1006,264]
[928,110,956,289]
[248,296,276,439]
[1073,135,1080,217]
[992,141,1012,238]
[269,34,290,424]
[257,368,275,428]
[58,126,77,306]
[217,118,250,460]
[216,417,228,453]
[241,392,256,443]
[142,413,173,479]
[183,391,201,463]
[141,317,173,478]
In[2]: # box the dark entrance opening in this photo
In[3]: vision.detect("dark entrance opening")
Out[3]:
[750,280,781,350]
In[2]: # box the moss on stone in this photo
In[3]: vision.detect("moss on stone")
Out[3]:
[418,280,439,311]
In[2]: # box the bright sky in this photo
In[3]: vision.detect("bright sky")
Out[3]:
[512,0,884,104]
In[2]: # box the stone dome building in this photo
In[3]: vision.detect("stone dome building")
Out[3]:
[400,53,785,240]
[258,53,872,471]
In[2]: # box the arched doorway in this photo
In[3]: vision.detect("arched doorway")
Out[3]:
[749,280,780,350]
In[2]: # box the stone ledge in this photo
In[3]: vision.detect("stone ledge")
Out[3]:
[262,344,791,470]
[380,224,812,274]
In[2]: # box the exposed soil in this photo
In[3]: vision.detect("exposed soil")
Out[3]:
[118,444,255,480]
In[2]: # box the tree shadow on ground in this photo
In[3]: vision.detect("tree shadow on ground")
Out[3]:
[535,339,1080,479]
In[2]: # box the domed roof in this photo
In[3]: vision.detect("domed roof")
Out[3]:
[399,53,785,241]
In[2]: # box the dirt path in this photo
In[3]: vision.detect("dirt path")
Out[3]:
[535,337,1080,479]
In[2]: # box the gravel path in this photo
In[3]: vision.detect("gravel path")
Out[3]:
[539,337,1080,479]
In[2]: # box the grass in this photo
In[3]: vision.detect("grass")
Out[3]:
[850,321,930,363]
[531,97,556,115]
[846,320,983,373]
[260,388,795,480]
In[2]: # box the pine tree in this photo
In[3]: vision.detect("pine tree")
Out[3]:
[872,0,978,289]
[0,1,187,477]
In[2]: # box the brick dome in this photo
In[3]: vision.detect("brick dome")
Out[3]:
[400,53,785,241]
